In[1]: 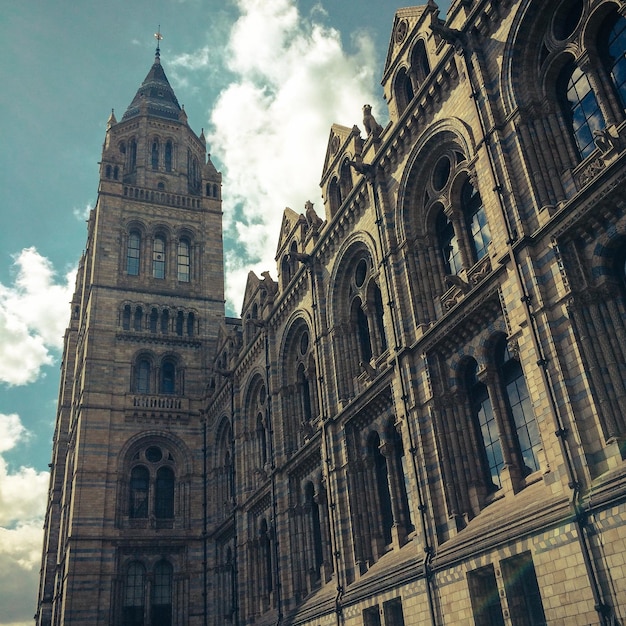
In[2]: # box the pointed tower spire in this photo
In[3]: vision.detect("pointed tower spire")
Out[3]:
[122,29,182,121]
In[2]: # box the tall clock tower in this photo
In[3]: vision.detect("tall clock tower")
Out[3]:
[36,41,224,625]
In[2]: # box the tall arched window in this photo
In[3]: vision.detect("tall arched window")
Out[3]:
[127,231,141,276]
[151,560,173,626]
[368,432,393,546]
[437,209,462,276]
[259,519,273,599]
[134,306,143,332]
[466,359,504,491]
[129,466,149,518]
[499,340,541,476]
[153,236,166,279]
[394,67,414,115]
[328,177,342,216]
[353,297,373,363]
[123,562,145,626]
[177,239,190,282]
[559,62,605,159]
[129,139,137,172]
[463,181,491,262]
[150,308,158,333]
[161,360,176,394]
[165,141,173,172]
[155,467,175,519]
[297,362,312,422]
[304,481,324,581]
[123,305,132,330]
[151,140,159,170]
[135,359,151,394]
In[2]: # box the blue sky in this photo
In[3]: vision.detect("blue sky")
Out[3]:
[0,1,450,623]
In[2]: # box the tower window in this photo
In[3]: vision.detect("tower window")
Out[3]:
[165,141,173,171]
[177,239,190,282]
[153,236,166,279]
[463,181,491,262]
[161,360,176,394]
[155,467,175,519]
[127,231,141,276]
[151,140,159,170]
[135,359,151,394]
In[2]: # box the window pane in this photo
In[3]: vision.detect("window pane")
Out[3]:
[604,14,626,110]
[463,182,491,262]
[437,210,462,275]
[124,562,145,626]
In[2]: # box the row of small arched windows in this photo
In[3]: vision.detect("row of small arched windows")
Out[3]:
[119,137,175,174]
[121,304,196,337]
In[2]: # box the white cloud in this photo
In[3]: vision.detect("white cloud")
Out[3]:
[0,413,49,624]
[207,0,383,313]
[72,201,93,221]
[0,247,76,386]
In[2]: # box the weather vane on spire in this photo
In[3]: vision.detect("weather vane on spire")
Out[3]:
[154,26,163,57]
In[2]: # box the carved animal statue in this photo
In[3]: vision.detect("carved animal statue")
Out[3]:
[362,104,383,138]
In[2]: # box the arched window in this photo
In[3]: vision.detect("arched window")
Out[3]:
[123,305,132,330]
[600,11,626,111]
[134,306,143,332]
[463,181,491,262]
[437,209,462,276]
[127,231,141,276]
[499,340,541,476]
[339,159,353,200]
[368,432,393,546]
[151,560,173,626]
[328,177,342,216]
[297,362,312,422]
[411,38,430,86]
[175,311,184,336]
[161,360,176,394]
[149,308,158,333]
[155,467,175,519]
[135,359,151,394]
[466,359,504,491]
[129,139,137,172]
[165,141,173,172]
[129,466,149,518]
[305,482,324,581]
[186,312,195,337]
[151,140,159,170]
[256,413,268,468]
[259,519,273,598]
[353,297,373,363]
[177,239,190,282]
[123,562,145,625]
[161,310,169,334]
[395,67,414,115]
[558,62,605,159]
[153,236,166,279]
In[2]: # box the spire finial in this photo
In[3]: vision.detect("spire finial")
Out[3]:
[154,26,163,58]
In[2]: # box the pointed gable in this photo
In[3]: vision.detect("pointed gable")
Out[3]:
[275,207,306,259]
[382,5,431,84]
[320,124,355,184]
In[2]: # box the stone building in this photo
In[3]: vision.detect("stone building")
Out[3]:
[37,0,626,625]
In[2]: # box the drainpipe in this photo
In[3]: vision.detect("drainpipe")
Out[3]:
[367,165,439,626]
[229,372,240,626]
[456,28,613,626]
[202,416,208,626]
